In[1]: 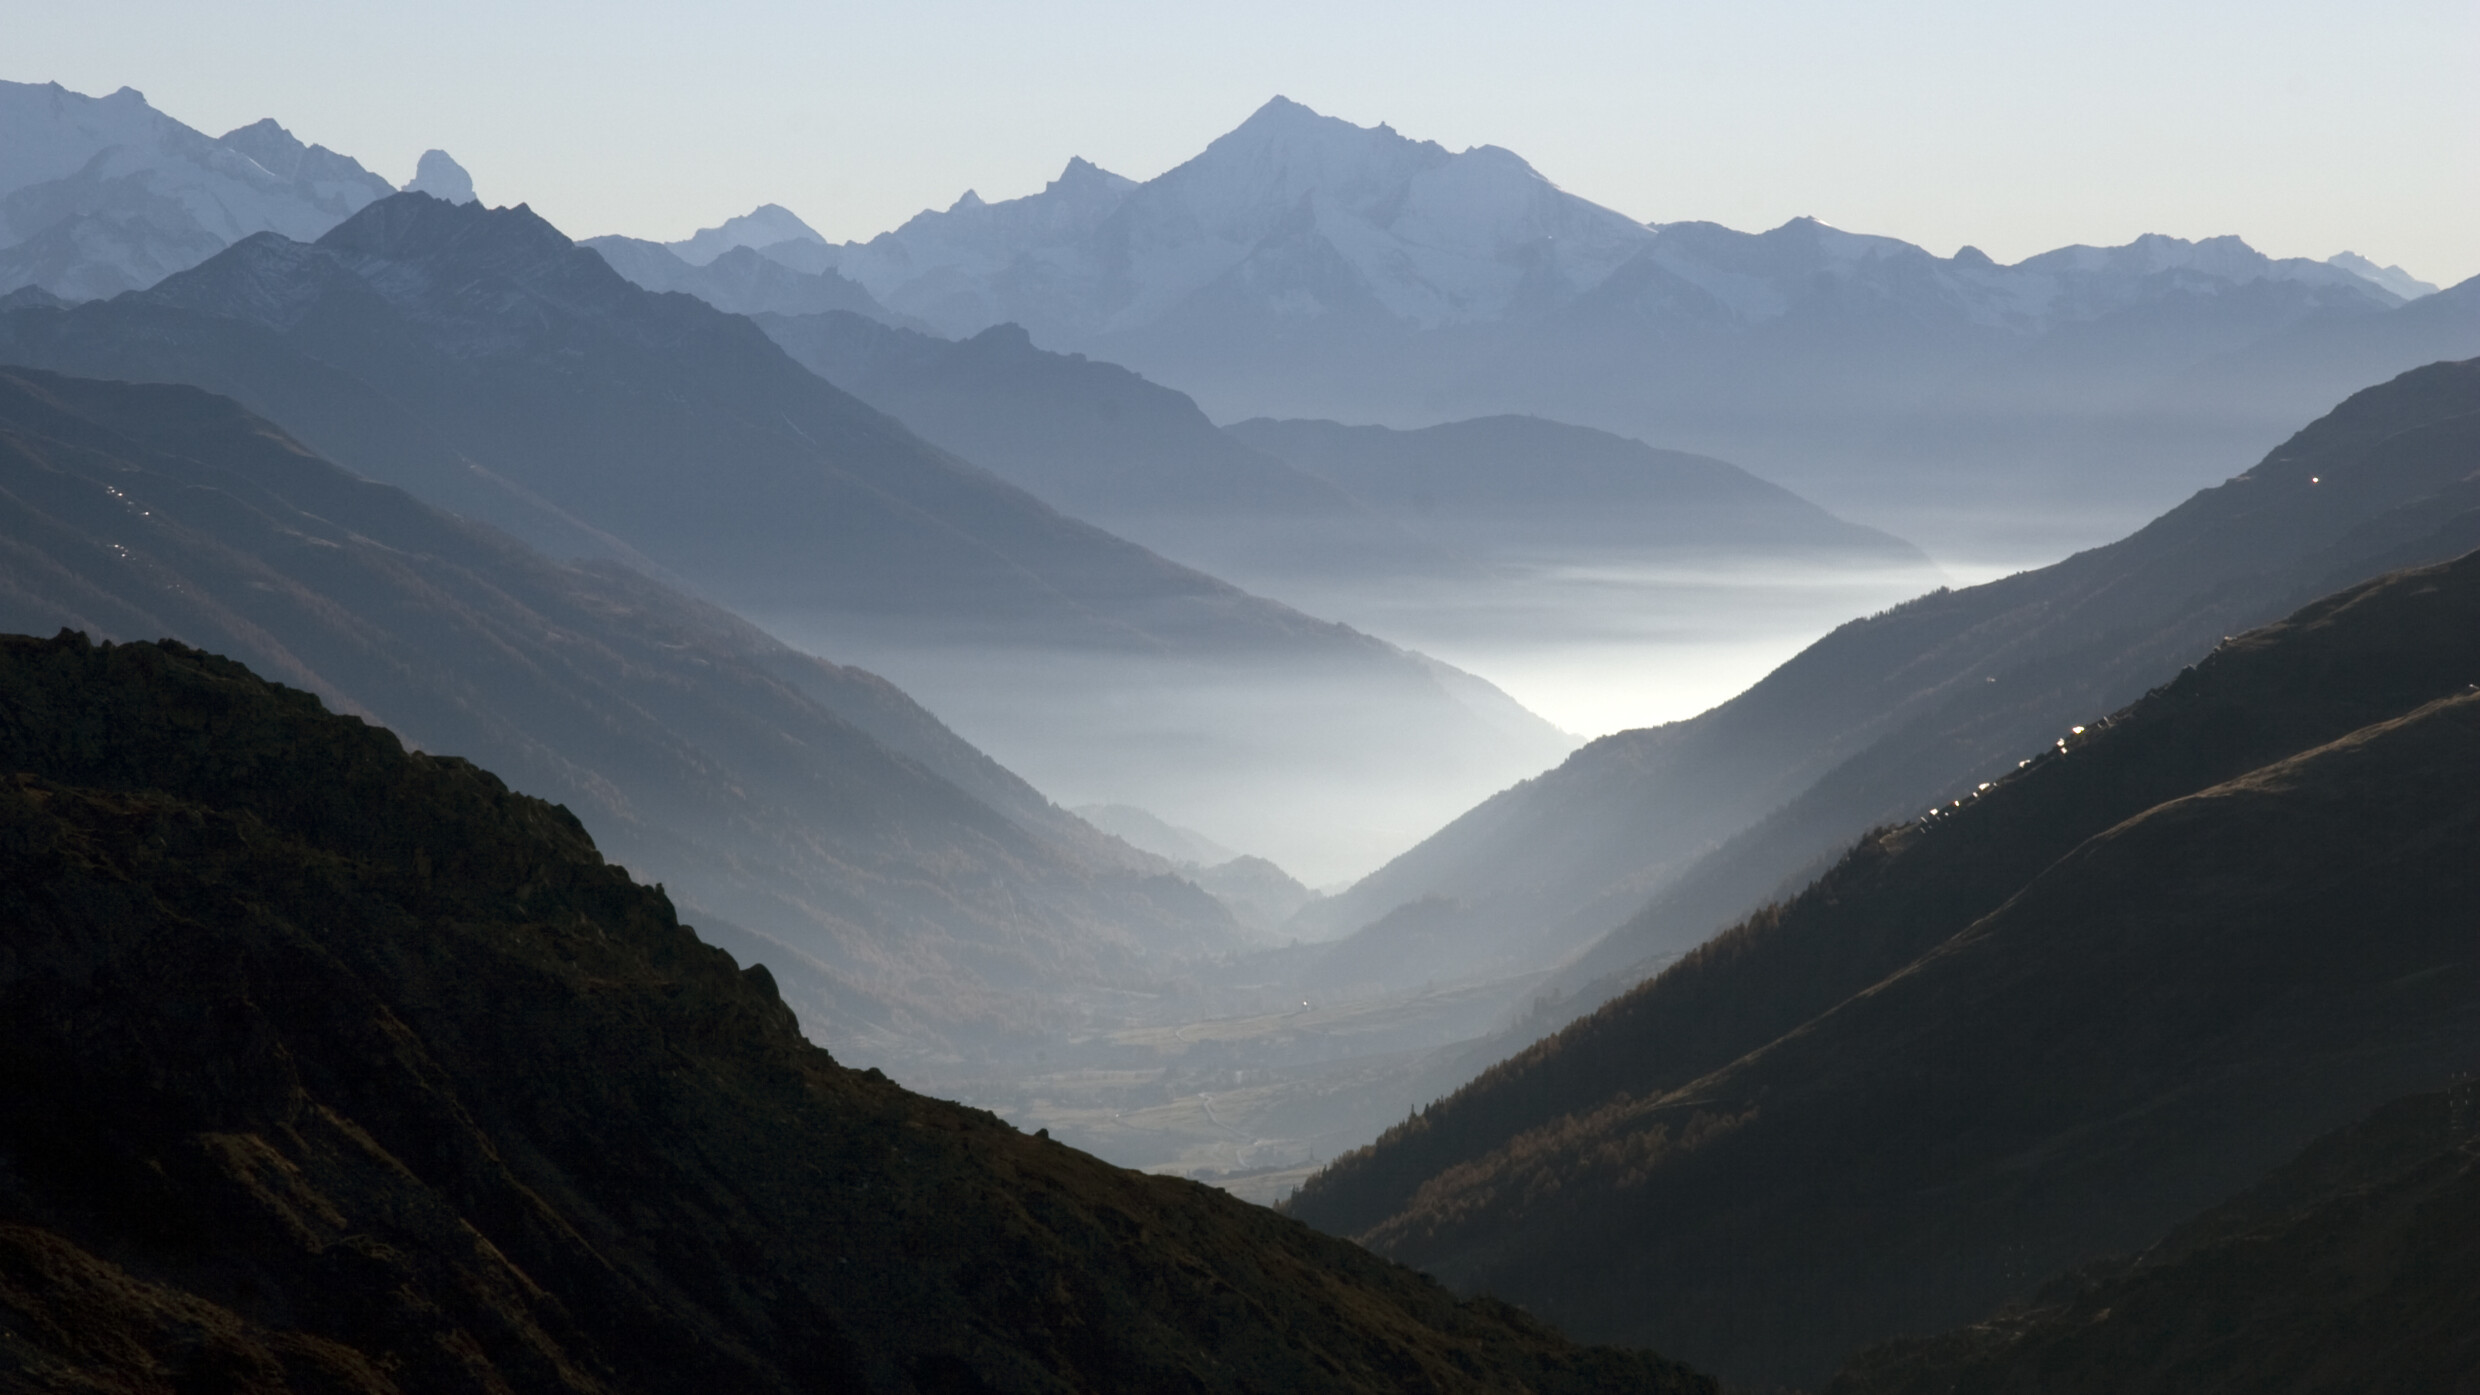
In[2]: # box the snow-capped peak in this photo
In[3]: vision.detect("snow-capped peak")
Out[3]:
[0,79,401,301]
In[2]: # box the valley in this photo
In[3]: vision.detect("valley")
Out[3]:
[0,55,2474,1393]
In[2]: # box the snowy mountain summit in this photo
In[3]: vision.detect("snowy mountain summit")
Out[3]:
[816,95,2423,357]
[0,80,405,301]
[833,96,1652,340]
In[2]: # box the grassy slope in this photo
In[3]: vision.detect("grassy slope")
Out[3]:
[1289,548,2480,1386]
[0,632,1708,1394]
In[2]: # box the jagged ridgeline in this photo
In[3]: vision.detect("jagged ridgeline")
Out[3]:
[0,631,1709,1394]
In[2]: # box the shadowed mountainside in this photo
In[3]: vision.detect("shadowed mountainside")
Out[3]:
[1831,1081,2480,1395]
[0,630,1713,1394]
[0,366,1253,1069]
[1285,546,2480,1386]
[1226,413,1922,563]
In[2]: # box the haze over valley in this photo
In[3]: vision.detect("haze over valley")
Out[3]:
[0,18,2475,1387]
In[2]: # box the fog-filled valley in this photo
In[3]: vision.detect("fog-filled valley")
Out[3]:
[2,61,2476,1393]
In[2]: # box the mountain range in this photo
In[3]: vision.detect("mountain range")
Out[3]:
[694,96,2472,564]
[820,98,2418,349]
[1285,539,2480,1386]
[745,308,1925,621]
[0,629,1711,1394]
[0,191,1570,882]
[1,72,2474,1389]
[12,79,2473,568]
[0,365,1269,1072]
[0,79,469,303]
[584,234,909,324]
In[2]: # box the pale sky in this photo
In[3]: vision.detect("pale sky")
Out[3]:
[10,0,2477,285]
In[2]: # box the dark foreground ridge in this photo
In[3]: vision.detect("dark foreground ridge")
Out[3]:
[0,632,1708,1393]
[1833,1079,2480,1394]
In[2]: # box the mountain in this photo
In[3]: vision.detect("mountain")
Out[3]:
[752,308,1466,594]
[1284,544,2480,1387]
[2327,249,2440,301]
[836,98,1656,343]
[0,192,1569,881]
[0,364,1264,1071]
[1074,802,1237,866]
[802,97,2467,562]
[1069,804,1320,935]
[834,155,1140,328]
[0,629,1713,1394]
[1831,1081,2480,1394]
[1303,358,2480,1013]
[401,147,476,204]
[753,308,1933,746]
[0,80,398,301]
[1227,413,1923,563]
[666,200,827,265]
[585,235,908,322]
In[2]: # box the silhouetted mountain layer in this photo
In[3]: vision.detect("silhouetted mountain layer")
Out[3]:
[664,202,831,267]
[1832,1081,2480,1394]
[1227,414,1924,564]
[585,234,913,325]
[0,366,1249,1068]
[1284,546,2480,1387]
[753,310,1456,594]
[1310,359,2480,1007]
[0,192,1570,882]
[0,630,1712,1394]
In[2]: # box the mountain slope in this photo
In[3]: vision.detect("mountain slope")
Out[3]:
[1285,546,2480,1386]
[1307,358,2480,1005]
[0,630,1711,1394]
[754,308,1460,593]
[0,365,1249,1068]
[1830,1081,2480,1395]
[1550,353,2480,994]
[1227,413,1921,562]
[0,192,1570,881]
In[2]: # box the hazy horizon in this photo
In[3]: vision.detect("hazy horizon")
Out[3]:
[7,0,2473,286]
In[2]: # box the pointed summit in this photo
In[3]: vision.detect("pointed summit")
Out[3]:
[1048,156,1132,195]
[402,149,476,205]
[667,203,824,266]
[219,118,308,178]
[1242,94,1318,124]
